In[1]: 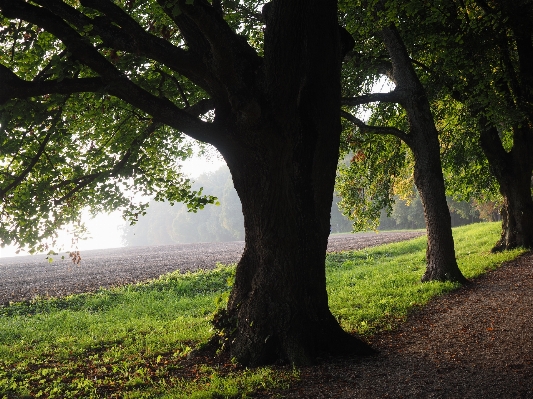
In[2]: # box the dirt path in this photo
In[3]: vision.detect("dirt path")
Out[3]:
[0,231,423,305]
[263,252,533,398]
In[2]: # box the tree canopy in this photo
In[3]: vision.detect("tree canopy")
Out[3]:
[0,0,223,252]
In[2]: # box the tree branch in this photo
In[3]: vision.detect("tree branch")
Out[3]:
[0,124,55,199]
[341,91,402,106]
[0,0,225,145]
[53,122,160,206]
[185,98,215,117]
[341,110,412,145]
[32,0,209,87]
[223,0,263,22]
[155,0,261,96]
[478,122,511,176]
[0,65,104,104]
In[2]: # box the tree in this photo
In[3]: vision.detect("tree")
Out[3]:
[0,0,372,365]
[338,3,467,283]
[456,1,533,251]
[382,0,533,252]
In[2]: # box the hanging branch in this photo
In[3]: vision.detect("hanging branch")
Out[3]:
[340,109,412,146]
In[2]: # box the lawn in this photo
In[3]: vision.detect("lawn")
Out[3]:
[0,222,525,398]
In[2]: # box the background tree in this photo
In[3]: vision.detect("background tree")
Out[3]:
[122,165,354,246]
[338,2,467,283]
[122,166,244,245]
[446,1,533,251]
[0,0,372,365]
[379,0,533,251]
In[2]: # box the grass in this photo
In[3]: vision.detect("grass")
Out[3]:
[327,222,524,336]
[0,222,526,398]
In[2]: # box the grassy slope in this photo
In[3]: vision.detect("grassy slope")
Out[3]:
[0,222,525,398]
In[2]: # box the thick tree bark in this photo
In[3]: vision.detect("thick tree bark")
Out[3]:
[218,141,373,365]
[380,25,467,284]
[207,1,373,366]
[480,125,533,251]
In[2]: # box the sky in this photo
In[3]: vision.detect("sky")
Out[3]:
[0,149,226,258]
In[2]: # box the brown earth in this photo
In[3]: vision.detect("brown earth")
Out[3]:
[0,231,423,305]
[256,251,533,398]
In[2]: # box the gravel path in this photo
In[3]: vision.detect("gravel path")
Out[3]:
[267,251,533,398]
[0,231,423,305]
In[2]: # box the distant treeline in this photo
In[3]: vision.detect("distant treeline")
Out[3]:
[121,166,495,246]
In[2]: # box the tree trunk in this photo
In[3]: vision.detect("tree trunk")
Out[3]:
[208,1,373,366]
[217,142,373,366]
[494,189,533,252]
[380,25,467,284]
[413,144,468,283]
[480,125,533,251]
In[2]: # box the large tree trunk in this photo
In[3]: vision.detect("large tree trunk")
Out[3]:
[219,143,372,366]
[380,25,467,284]
[209,1,373,366]
[480,125,533,252]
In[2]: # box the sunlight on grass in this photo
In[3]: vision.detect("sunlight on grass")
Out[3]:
[327,222,525,335]
[0,222,526,398]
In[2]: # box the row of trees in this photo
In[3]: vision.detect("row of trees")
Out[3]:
[335,0,532,282]
[1,0,531,365]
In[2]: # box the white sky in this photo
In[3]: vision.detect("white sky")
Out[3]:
[0,150,226,258]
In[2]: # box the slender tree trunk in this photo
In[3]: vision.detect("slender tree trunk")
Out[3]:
[480,125,533,251]
[412,143,468,283]
[381,25,467,283]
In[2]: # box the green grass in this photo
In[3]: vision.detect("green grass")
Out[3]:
[0,222,525,398]
[327,222,524,336]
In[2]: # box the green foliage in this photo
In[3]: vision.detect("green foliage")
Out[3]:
[436,96,500,202]
[383,0,529,198]
[336,0,533,224]
[336,131,410,231]
[0,222,523,397]
[0,92,216,252]
[0,1,226,252]
[378,193,426,230]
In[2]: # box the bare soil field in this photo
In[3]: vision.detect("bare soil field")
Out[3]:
[0,231,423,305]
